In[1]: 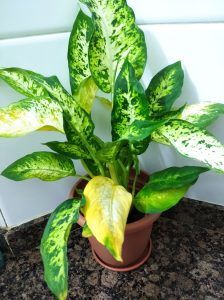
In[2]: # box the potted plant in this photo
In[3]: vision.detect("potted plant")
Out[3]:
[1,0,224,299]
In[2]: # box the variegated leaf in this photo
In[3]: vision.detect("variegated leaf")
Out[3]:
[134,166,208,213]
[1,151,75,181]
[68,10,98,113]
[82,223,93,238]
[111,59,149,154]
[180,102,224,128]
[146,61,184,115]
[80,0,147,92]
[44,141,90,159]
[41,198,81,300]
[158,120,224,172]
[0,67,48,97]
[0,97,63,137]
[96,141,127,162]
[68,10,94,94]
[83,176,132,261]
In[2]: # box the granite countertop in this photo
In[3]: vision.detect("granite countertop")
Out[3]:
[0,198,223,299]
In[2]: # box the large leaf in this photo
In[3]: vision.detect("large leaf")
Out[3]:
[80,0,147,92]
[158,120,224,172]
[83,176,132,261]
[0,67,48,97]
[44,141,90,159]
[1,151,75,181]
[41,198,81,300]
[134,166,208,213]
[68,10,98,113]
[146,61,184,116]
[180,102,224,128]
[0,97,63,137]
[111,59,149,154]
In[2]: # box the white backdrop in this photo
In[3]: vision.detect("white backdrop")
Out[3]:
[0,1,224,227]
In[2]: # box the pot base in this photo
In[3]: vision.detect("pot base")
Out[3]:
[91,239,152,272]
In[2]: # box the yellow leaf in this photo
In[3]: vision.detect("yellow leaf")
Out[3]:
[83,176,132,261]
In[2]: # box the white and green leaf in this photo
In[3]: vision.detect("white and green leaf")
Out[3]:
[180,102,224,128]
[146,61,184,115]
[158,120,224,172]
[68,10,98,113]
[41,198,81,300]
[111,59,150,154]
[1,151,75,181]
[81,0,147,92]
[134,166,208,213]
[83,176,132,261]
[0,97,63,137]
[0,67,49,97]
[44,141,91,159]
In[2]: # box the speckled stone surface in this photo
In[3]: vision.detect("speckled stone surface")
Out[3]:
[0,199,224,299]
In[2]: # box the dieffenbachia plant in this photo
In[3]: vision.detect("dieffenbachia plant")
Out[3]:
[0,0,224,299]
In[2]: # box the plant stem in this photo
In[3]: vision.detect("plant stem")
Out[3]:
[81,160,94,178]
[108,163,119,184]
[132,155,140,198]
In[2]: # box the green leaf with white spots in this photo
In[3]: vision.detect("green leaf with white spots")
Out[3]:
[157,120,224,172]
[0,97,63,137]
[41,198,81,300]
[1,152,75,181]
[146,61,184,116]
[44,141,91,159]
[68,10,94,94]
[134,166,208,213]
[179,102,224,128]
[0,67,49,97]
[96,141,127,162]
[121,119,168,142]
[68,10,98,113]
[81,0,147,92]
[111,59,149,154]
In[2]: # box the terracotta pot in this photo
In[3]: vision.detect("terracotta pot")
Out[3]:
[69,170,160,271]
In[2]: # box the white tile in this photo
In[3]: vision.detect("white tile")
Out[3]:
[1,0,224,39]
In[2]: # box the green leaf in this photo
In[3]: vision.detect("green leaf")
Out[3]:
[0,97,63,137]
[83,176,132,261]
[41,198,81,300]
[158,119,224,172]
[111,59,150,154]
[149,166,209,190]
[82,223,93,238]
[81,0,147,92]
[146,61,184,115]
[121,119,167,142]
[0,67,49,97]
[1,151,75,181]
[180,102,224,128]
[44,141,91,159]
[134,166,208,213]
[96,141,127,162]
[68,10,98,113]
[68,10,94,95]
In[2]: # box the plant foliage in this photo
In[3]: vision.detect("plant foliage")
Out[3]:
[1,1,224,299]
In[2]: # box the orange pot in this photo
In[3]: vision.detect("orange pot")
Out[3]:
[69,170,160,271]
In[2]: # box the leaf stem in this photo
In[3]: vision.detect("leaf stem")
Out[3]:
[108,163,119,184]
[75,174,90,182]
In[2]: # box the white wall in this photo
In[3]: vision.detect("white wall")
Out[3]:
[0,1,224,227]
